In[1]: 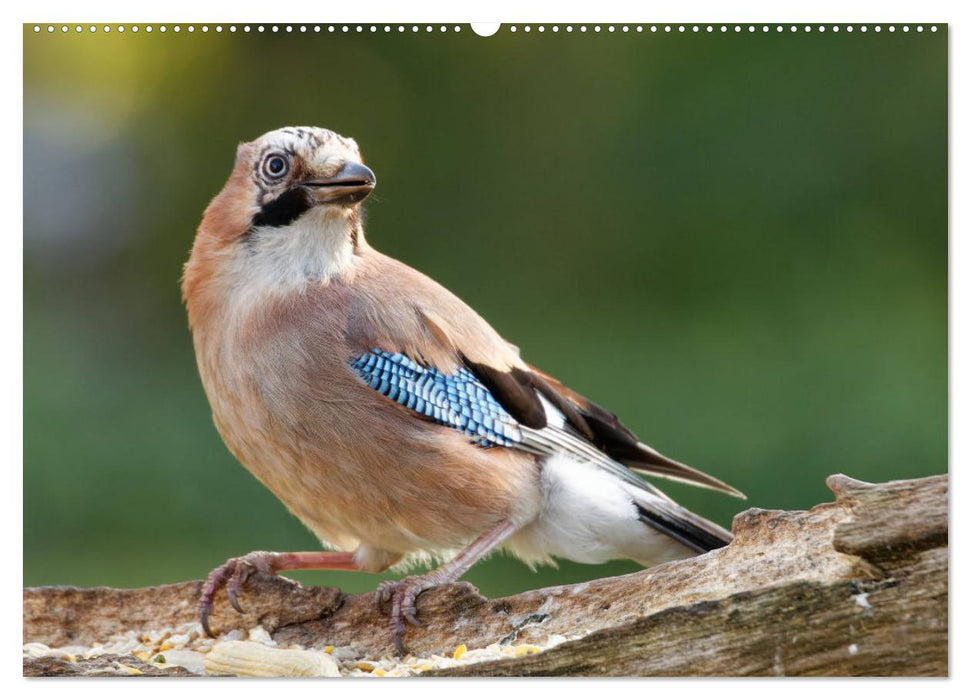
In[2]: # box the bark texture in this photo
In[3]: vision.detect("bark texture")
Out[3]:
[23,473,947,677]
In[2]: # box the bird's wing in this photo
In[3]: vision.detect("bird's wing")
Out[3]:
[348,349,743,500]
[347,253,743,500]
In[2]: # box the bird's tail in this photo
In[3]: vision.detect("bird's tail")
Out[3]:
[632,492,733,554]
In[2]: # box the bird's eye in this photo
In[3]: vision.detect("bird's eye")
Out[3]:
[262,154,289,179]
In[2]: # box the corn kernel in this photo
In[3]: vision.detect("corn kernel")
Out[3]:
[513,644,542,657]
[453,644,467,660]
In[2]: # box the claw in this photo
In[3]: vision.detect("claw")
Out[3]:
[227,564,250,613]
[227,584,245,614]
[374,575,437,655]
[391,628,408,656]
[404,609,425,628]
[199,564,230,639]
[401,588,426,628]
[389,607,410,655]
[200,608,215,638]
[375,582,395,614]
[198,551,274,638]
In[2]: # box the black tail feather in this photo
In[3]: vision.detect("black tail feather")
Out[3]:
[635,503,733,554]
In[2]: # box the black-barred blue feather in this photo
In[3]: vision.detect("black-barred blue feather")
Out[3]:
[350,350,524,447]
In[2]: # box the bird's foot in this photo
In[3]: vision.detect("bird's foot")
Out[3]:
[199,550,277,637]
[375,575,438,655]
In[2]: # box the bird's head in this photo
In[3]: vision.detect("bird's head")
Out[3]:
[185,126,377,313]
[244,126,375,227]
[221,126,375,232]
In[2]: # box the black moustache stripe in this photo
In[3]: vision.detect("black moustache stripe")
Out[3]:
[252,188,312,229]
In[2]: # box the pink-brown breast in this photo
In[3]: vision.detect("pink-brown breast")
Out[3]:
[188,250,542,556]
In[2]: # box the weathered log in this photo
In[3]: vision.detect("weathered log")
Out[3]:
[23,473,947,676]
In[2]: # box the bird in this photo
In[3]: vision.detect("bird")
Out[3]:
[182,126,744,654]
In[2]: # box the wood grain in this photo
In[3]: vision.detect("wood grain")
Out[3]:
[24,473,947,677]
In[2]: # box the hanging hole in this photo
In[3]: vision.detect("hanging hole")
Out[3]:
[471,23,500,37]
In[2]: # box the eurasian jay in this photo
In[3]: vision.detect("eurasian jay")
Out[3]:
[183,126,743,653]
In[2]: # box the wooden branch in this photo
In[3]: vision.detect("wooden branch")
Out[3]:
[23,473,947,677]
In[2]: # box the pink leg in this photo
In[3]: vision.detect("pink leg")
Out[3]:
[376,520,518,654]
[199,550,360,637]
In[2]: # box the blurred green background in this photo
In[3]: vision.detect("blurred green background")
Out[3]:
[24,25,946,596]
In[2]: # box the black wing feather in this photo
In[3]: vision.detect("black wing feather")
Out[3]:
[526,364,744,498]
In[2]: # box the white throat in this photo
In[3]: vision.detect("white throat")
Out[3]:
[226,207,357,306]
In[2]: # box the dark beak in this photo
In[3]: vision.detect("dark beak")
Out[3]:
[302,161,376,207]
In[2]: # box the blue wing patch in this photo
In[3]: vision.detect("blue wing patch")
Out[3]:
[349,350,523,448]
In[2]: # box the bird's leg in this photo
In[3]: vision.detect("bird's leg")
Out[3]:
[376,520,518,655]
[200,550,360,637]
